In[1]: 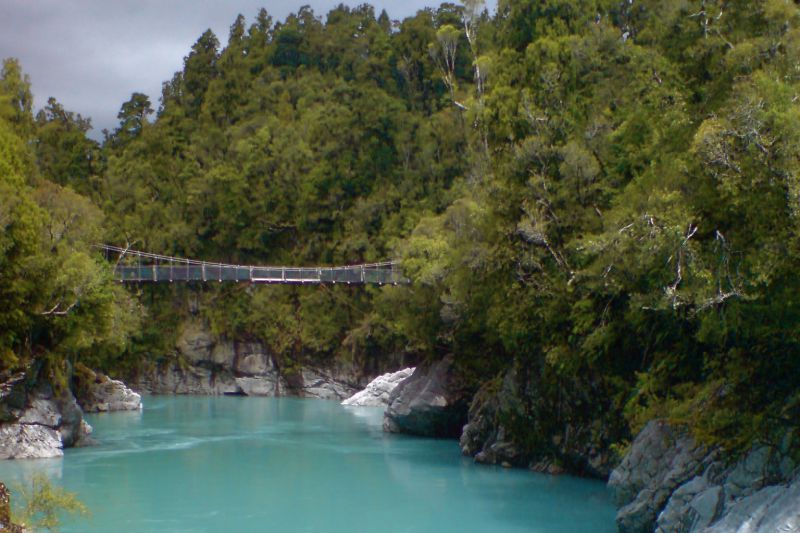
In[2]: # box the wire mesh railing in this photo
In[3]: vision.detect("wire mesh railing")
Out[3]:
[98,245,408,286]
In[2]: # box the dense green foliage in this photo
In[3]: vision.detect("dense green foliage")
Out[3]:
[0,59,139,383]
[3,0,800,465]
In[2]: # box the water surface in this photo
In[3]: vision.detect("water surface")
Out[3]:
[0,396,616,532]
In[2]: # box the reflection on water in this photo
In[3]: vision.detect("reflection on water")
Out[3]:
[0,396,617,533]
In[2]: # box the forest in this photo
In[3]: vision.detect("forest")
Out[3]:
[1,0,799,471]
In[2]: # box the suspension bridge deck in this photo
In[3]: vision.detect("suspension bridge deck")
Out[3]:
[100,245,407,286]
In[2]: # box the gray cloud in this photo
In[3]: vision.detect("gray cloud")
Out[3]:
[1,0,495,140]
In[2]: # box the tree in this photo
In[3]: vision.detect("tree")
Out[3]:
[34,97,98,194]
[112,92,153,146]
[0,58,33,136]
[429,24,462,103]
[182,29,220,117]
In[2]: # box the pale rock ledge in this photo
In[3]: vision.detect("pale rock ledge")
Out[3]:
[341,368,415,407]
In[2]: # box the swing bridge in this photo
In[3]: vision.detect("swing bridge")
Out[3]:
[99,244,408,286]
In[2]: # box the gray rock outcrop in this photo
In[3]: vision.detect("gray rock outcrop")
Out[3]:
[0,423,63,459]
[458,365,612,476]
[77,372,142,412]
[342,368,415,407]
[610,420,800,533]
[234,343,274,376]
[0,384,92,459]
[460,369,526,467]
[56,389,91,448]
[176,319,226,366]
[654,476,723,532]
[133,319,391,399]
[134,363,240,395]
[609,420,712,533]
[234,375,283,396]
[704,476,800,533]
[383,356,469,438]
[135,358,360,399]
[133,320,362,398]
[299,368,358,400]
[135,320,276,395]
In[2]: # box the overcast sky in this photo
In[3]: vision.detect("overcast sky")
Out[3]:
[1,0,494,140]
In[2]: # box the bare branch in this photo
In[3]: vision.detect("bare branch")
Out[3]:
[41,301,78,316]
[699,290,741,311]
[618,222,635,234]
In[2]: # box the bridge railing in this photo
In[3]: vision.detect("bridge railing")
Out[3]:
[100,245,407,285]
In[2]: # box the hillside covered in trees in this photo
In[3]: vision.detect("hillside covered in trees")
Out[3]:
[2,0,800,474]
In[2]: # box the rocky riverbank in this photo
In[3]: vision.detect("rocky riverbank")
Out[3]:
[0,374,90,459]
[5,325,793,533]
[0,367,141,460]
[376,358,612,476]
[609,420,799,533]
[350,358,800,532]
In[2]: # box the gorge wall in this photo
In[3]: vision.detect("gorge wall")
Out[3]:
[130,318,373,401]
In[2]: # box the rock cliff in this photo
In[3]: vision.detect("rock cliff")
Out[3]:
[383,356,469,438]
[609,420,799,533]
[131,319,361,399]
[459,368,530,468]
[458,365,613,476]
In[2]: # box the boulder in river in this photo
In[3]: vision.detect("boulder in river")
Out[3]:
[383,356,469,438]
[341,368,415,407]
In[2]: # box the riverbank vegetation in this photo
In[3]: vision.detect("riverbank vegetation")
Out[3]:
[1,0,799,466]
[11,474,88,531]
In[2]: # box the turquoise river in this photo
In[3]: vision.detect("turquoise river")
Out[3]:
[0,396,617,532]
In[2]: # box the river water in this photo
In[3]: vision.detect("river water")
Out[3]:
[0,396,617,532]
